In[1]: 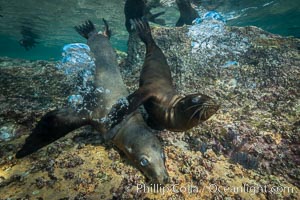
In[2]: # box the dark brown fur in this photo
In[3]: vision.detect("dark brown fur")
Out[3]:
[120,18,219,131]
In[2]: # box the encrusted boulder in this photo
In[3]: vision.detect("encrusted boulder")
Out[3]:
[124,21,300,187]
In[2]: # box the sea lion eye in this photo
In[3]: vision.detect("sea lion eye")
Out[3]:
[140,158,149,167]
[192,96,201,103]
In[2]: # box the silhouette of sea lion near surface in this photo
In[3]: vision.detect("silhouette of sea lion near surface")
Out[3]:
[176,0,200,26]
[124,0,165,33]
[19,26,39,50]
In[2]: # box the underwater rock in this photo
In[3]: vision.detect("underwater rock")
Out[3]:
[230,152,259,170]
[0,123,26,142]
[125,21,300,187]
[0,20,299,199]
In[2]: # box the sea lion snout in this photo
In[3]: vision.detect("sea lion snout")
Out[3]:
[179,93,220,126]
[199,97,220,120]
[138,148,170,185]
[113,115,169,185]
[149,168,169,185]
[134,131,169,185]
[144,157,169,185]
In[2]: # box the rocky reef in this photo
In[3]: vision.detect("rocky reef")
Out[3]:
[0,21,299,199]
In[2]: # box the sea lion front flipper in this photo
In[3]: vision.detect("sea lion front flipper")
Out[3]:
[107,88,153,128]
[16,108,90,158]
[127,88,153,112]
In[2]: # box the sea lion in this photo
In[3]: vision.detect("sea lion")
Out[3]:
[16,19,169,184]
[176,0,199,26]
[111,18,220,132]
[124,0,165,33]
[19,26,39,50]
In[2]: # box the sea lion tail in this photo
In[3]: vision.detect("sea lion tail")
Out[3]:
[130,18,155,45]
[15,108,90,158]
[74,20,97,39]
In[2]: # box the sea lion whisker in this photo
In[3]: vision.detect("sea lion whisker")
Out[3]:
[188,106,202,124]
[199,107,205,119]
[184,103,203,112]
[203,108,208,119]
[198,110,202,124]
[204,100,218,108]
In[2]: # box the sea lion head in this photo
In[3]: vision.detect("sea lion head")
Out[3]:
[112,113,169,185]
[177,93,220,126]
[133,130,169,185]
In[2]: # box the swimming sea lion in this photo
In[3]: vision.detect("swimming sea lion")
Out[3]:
[19,26,39,50]
[124,0,165,33]
[16,19,169,184]
[111,18,220,132]
[176,0,199,26]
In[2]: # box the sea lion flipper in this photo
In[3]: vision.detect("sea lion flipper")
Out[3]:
[127,88,153,112]
[102,18,112,39]
[124,0,147,33]
[149,11,165,20]
[74,20,97,39]
[130,18,154,45]
[107,88,153,128]
[175,0,200,26]
[147,11,166,25]
[175,17,185,27]
[16,108,90,158]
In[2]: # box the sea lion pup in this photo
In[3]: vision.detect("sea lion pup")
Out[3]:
[124,0,165,33]
[112,18,220,132]
[16,19,169,184]
[176,0,199,26]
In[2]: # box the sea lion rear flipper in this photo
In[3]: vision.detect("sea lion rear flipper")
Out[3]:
[74,20,98,39]
[16,108,90,158]
[102,18,112,39]
[130,18,154,45]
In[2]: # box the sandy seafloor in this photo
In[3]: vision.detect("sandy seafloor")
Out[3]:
[0,22,299,199]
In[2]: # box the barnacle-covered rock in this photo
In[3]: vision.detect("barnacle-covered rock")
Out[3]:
[0,21,299,199]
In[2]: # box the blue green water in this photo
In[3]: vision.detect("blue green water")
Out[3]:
[0,0,299,61]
